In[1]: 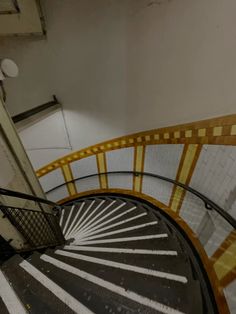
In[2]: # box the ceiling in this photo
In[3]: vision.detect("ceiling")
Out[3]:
[0,0,44,36]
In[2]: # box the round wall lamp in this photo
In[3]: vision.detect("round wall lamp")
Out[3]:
[0,58,19,80]
[0,58,19,101]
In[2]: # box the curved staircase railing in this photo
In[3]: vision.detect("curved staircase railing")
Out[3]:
[44,170,236,313]
[0,188,65,254]
[0,187,61,207]
[45,171,236,230]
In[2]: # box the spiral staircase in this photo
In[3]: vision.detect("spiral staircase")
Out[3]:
[0,194,218,314]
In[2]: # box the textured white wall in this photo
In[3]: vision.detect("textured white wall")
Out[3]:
[0,99,47,249]
[1,0,236,168]
[0,0,43,35]
[126,0,236,129]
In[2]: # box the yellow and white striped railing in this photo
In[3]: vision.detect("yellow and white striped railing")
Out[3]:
[36,114,236,314]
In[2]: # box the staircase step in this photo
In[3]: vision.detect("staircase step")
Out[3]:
[0,195,209,314]
[59,205,74,232]
[60,247,192,279]
[66,199,102,237]
[63,199,96,237]
[28,252,158,314]
[0,297,9,314]
[46,249,203,314]
[1,254,83,314]
[73,220,170,247]
[68,198,122,238]
[71,198,109,235]
[146,210,188,253]
[72,199,135,239]
[77,202,146,240]
[0,261,28,314]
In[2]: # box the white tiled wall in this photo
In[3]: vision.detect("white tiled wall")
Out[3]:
[179,191,233,257]
[46,185,69,202]
[179,192,207,234]
[75,176,100,193]
[204,213,233,257]
[70,155,100,193]
[190,145,236,217]
[142,144,184,205]
[70,155,98,179]
[39,168,65,192]
[144,144,184,179]
[224,280,236,314]
[142,176,174,205]
[106,147,134,189]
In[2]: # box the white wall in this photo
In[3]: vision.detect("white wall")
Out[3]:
[126,0,236,129]
[0,0,236,168]
[0,99,47,249]
[0,0,43,35]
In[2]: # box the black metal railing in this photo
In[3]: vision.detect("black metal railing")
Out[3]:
[0,187,59,207]
[45,171,236,230]
[0,188,65,252]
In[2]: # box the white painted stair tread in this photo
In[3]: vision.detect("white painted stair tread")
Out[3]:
[0,270,27,314]
[41,254,186,314]
[56,197,203,313]
[0,196,205,314]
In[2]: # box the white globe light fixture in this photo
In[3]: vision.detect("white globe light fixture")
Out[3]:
[0,58,19,101]
[0,58,19,81]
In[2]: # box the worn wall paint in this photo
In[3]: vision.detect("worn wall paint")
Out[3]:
[0,99,48,250]
[1,0,236,168]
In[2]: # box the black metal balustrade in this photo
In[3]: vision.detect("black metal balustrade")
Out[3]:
[0,188,65,254]
[45,170,236,230]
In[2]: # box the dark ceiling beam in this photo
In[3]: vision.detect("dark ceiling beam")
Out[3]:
[12,95,60,123]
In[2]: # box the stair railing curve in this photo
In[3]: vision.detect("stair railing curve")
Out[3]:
[45,170,236,230]
[0,188,65,250]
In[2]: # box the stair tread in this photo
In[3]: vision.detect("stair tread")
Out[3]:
[79,206,153,239]
[60,247,193,278]
[63,200,96,236]
[67,198,124,239]
[0,296,10,314]
[74,222,168,244]
[72,199,111,234]
[1,255,76,314]
[0,196,208,314]
[47,249,203,314]
[28,252,158,314]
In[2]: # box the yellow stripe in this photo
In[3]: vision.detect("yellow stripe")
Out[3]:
[170,186,184,212]
[36,114,236,178]
[133,145,145,192]
[214,240,236,281]
[170,144,201,212]
[96,153,108,189]
[61,164,77,196]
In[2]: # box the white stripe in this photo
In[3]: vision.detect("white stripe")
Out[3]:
[0,270,27,314]
[19,260,93,314]
[76,200,105,232]
[65,202,85,238]
[74,233,168,245]
[78,212,147,240]
[41,254,185,314]
[69,200,95,236]
[78,206,138,239]
[77,221,158,242]
[63,245,178,256]
[75,200,117,236]
[62,205,75,235]
[74,202,127,238]
[55,250,187,283]
[59,209,65,227]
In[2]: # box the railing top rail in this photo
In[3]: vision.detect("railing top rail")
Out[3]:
[0,204,57,215]
[45,170,236,229]
[0,187,58,207]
